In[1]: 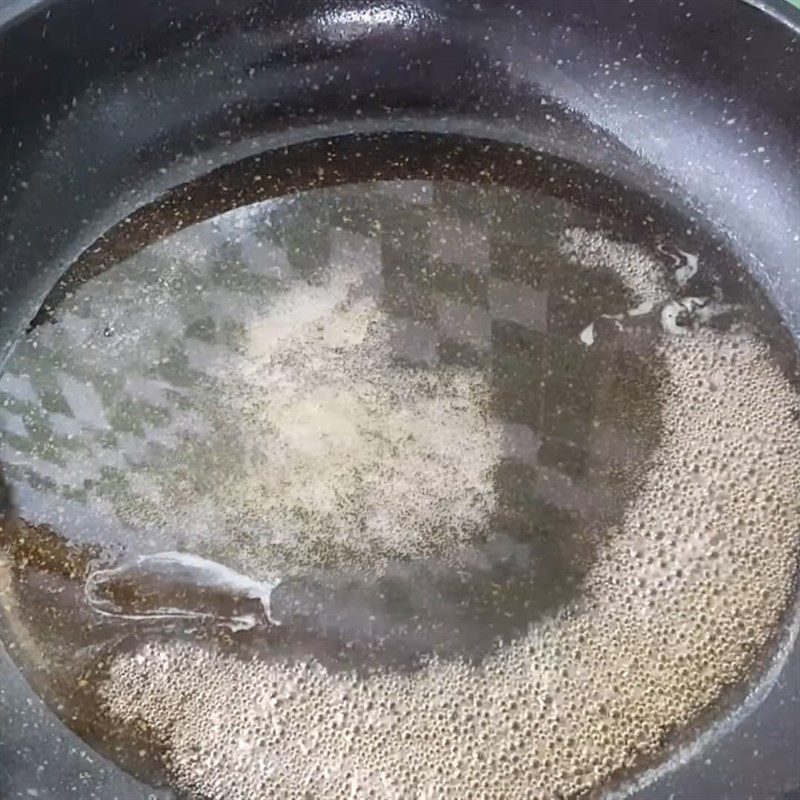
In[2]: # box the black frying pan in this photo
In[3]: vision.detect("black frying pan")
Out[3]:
[1,1,798,798]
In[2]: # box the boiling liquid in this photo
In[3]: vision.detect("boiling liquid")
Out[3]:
[1,139,799,800]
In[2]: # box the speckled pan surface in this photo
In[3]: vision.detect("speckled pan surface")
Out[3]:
[0,1,798,799]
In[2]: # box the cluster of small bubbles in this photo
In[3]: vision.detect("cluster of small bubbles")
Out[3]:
[559,227,671,304]
[110,259,502,579]
[98,232,800,799]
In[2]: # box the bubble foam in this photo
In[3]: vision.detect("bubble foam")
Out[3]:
[99,233,800,800]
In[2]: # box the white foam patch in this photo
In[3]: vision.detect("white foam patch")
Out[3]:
[561,227,670,304]
[674,250,699,287]
[229,299,501,572]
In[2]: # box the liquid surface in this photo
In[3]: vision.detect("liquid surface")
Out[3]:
[1,145,799,800]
